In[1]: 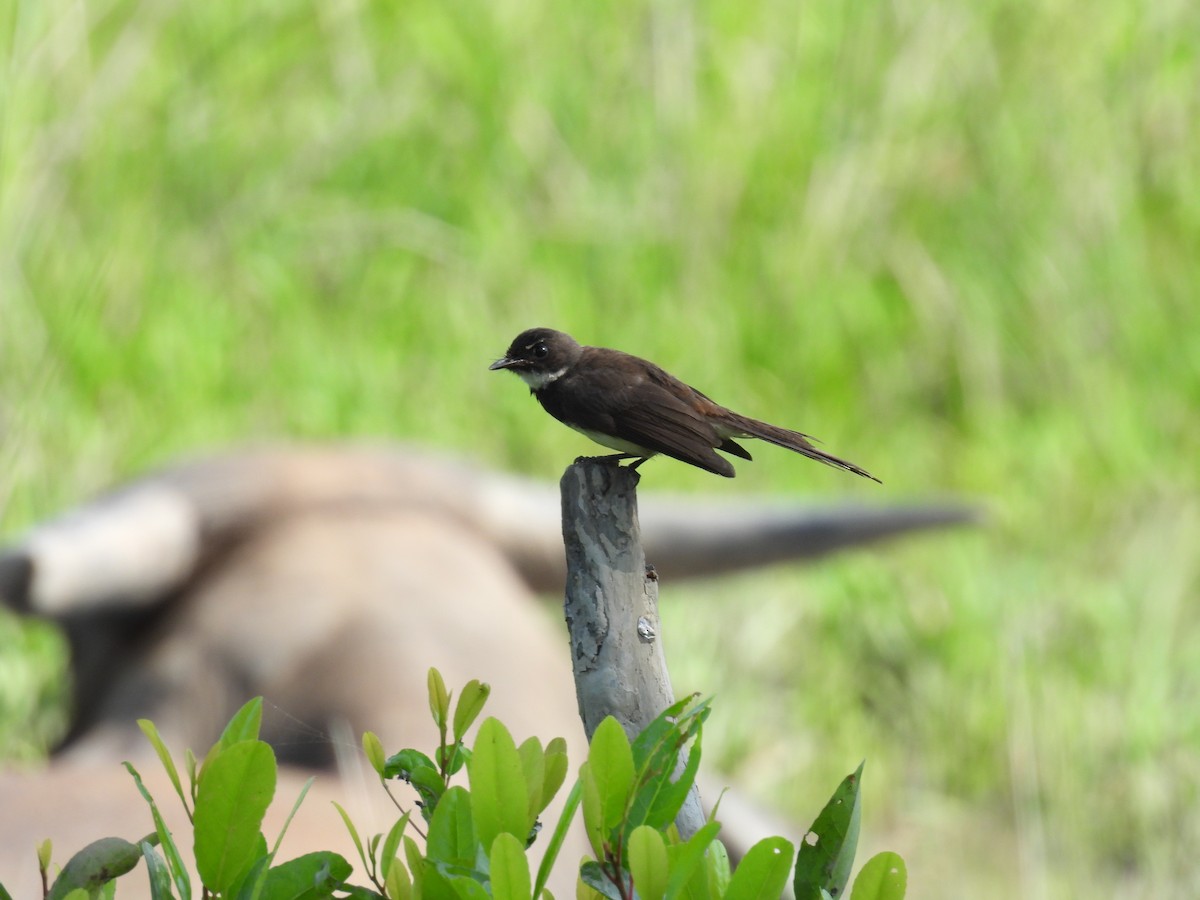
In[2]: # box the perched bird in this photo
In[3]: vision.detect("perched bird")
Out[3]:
[490,327,879,481]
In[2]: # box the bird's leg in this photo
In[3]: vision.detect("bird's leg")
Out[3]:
[577,453,649,469]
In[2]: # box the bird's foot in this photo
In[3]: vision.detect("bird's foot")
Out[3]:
[575,453,649,470]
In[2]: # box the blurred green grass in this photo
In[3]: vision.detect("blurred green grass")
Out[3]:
[2,0,1198,896]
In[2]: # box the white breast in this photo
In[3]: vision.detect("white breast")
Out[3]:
[568,425,656,457]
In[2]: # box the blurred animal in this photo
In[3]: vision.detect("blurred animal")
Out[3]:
[0,444,971,896]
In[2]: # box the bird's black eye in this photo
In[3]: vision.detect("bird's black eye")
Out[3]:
[533,342,549,359]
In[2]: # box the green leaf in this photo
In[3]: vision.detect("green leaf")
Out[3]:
[225,835,268,900]
[218,697,264,749]
[0,880,12,900]
[384,749,439,780]
[703,839,731,900]
[196,697,266,787]
[233,856,270,900]
[722,837,794,900]
[419,864,458,900]
[140,842,173,900]
[630,697,710,772]
[579,763,605,859]
[489,832,532,900]
[540,738,569,814]
[587,718,635,836]
[468,718,528,851]
[794,762,864,900]
[37,839,52,871]
[381,812,413,881]
[363,732,387,778]
[138,719,190,819]
[849,852,907,900]
[386,855,414,900]
[186,750,199,806]
[410,766,449,818]
[423,858,489,900]
[452,680,491,744]
[332,801,368,874]
[627,733,701,834]
[216,774,314,900]
[193,740,277,896]
[403,833,423,867]
[337,890,387,900]
[517,737,546,829]
[429,668,451,739]
[627,826,668,900]
[270,775,316,859]
[579,862,625,900]
[46,837,144,900]
[532,777,582,900]
[386,749,447,811]
[404,835,424,894]
[448,874,491,900]
[339,886,391,900]
[427,786,477,869]
[626,700,709,833]
[125,762,192,900]
[662,821,721,900]
[440,743,472,777]
[575,866,605,900]
[257,851,353,899]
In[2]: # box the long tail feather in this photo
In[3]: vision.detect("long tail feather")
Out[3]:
[728,414,881,483]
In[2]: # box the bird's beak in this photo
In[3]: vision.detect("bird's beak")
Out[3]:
[489,357,518,371]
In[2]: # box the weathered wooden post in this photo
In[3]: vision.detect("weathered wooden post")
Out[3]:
[559,458,706,838]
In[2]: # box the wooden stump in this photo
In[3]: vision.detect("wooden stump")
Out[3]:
[559,458,705,839]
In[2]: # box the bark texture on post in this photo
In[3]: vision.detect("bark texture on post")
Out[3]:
[560,458,705,838]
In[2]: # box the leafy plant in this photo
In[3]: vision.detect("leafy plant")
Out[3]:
[10,669,906,900]
[571,706,903,900]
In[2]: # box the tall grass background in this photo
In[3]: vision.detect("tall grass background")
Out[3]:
[2,0,1198,896]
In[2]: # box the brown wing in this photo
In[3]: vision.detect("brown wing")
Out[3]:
[537,353,737,477]
[609,393,736,476]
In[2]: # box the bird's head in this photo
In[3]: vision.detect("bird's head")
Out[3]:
[489,327,583,389]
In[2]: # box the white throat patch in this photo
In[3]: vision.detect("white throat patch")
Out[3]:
[517,366,568,390]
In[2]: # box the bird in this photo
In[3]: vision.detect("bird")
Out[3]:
[489,327,879,481]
